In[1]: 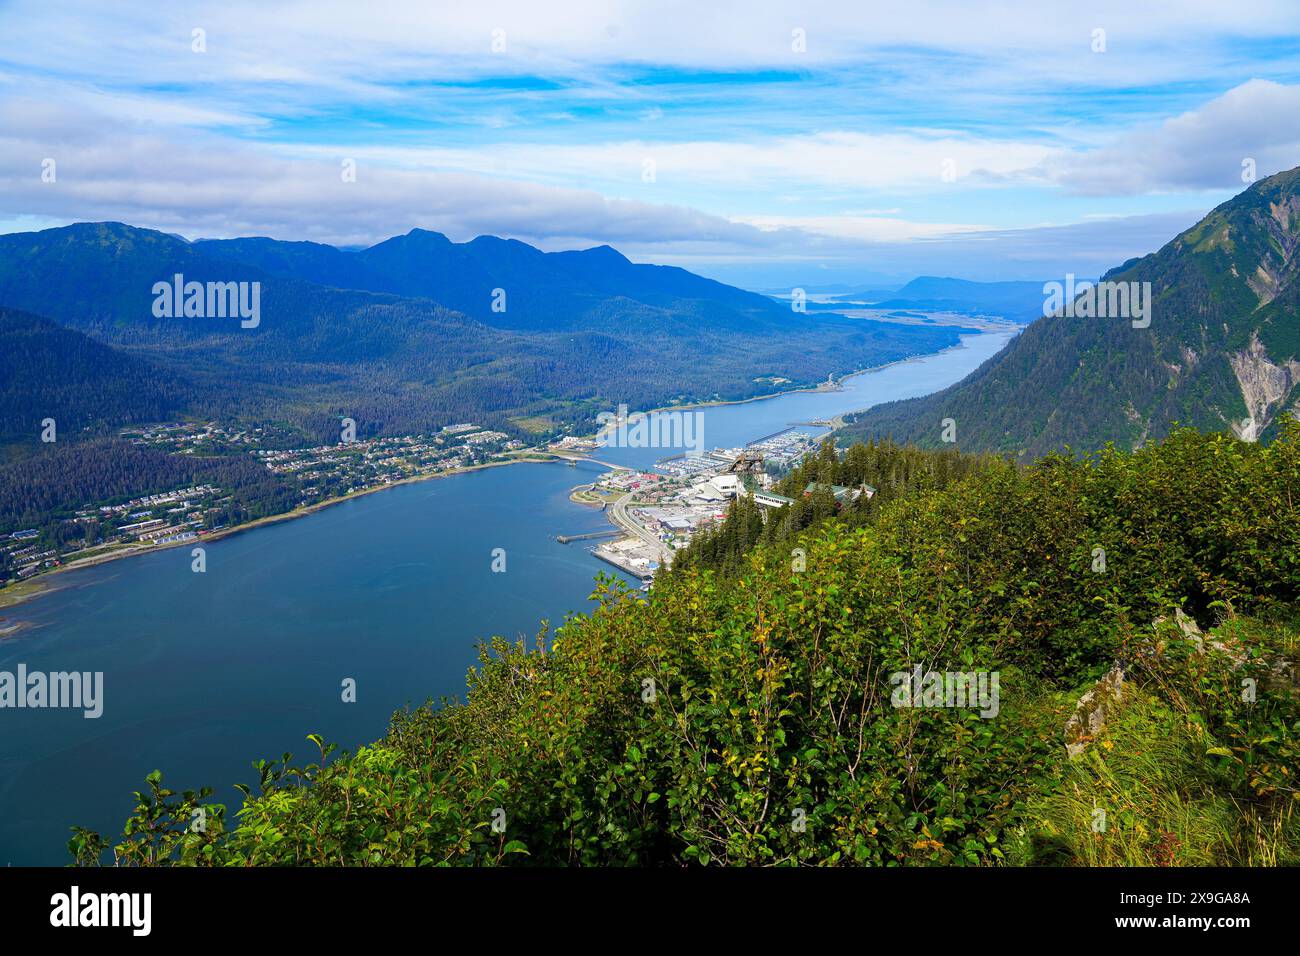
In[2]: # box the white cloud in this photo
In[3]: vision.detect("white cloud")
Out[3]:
[692,211,1207,287]
[1044,80,1300,195]
[302,132,1057,194]
[734,214,989,242]
[1,0,1295,91]
[0,97,786,249]
[0,3,1294,280]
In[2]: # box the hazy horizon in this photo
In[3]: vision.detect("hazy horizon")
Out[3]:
[2,1,1298,284]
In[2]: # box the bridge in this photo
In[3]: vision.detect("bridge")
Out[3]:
[548,453,627,470]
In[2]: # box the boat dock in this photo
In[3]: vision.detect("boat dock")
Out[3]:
[556,529,622,544]
[591,546,656,580]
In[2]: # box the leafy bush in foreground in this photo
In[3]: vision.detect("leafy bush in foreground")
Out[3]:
[71,424,1300,866]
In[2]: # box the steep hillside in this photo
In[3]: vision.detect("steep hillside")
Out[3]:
[0,308,188,444]
[841,167,1300,457]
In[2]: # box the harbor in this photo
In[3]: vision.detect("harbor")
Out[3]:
[569,426,826,585]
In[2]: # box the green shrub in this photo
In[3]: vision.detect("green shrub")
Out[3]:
[71,423,1300,866]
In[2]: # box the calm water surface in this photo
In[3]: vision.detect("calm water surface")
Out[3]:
[0,328,1013,864]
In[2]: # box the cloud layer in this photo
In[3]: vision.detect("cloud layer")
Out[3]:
[1,1,1298,280]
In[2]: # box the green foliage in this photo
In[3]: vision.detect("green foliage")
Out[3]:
[670,436,998,576]
[72,423,1300,866]
[0,308,188,444]
[1027,612,1300,866]
[0,439,297,537]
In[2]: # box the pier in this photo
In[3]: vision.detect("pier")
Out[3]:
[591,547,656,580]
[556,529,622,544]
[746,426,799,445]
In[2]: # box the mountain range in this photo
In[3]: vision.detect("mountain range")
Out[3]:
[7,165,1295,462]
[841,166,1300,456]
[0,223,963,447]
[862,276,1050,323]
[195,229,777,330]
[796,276,1050,323]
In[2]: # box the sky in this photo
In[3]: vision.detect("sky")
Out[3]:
[1,0,1299,286]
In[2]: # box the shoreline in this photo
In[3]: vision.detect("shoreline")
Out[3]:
[574,327,1015,547]
[634,325,1012,419]
[551,340,987,458]
[0,454,561,614]
[1,327,1013,616]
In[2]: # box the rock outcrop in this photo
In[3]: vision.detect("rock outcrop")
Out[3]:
[1064,664,1125,758]
[1230,333,1300,441]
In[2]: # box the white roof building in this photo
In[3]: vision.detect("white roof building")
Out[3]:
[708,474,741,497]
[688,483,726,503]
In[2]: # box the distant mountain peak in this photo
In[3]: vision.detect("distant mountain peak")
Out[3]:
[0,219,965,452]
[389,227,453,246]
[577,244,631,263]
[842,163,1300,455]
[0,218,787,335]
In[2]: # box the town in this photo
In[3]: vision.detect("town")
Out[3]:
[0,420,524,589]
[557,428,869,586]
[2,417,855,598]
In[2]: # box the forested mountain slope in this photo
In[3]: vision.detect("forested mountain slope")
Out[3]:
[199,229,781,331]
[841,166,1300,458]
[0,223,962,444]
[0,308,188,446]
[668,437,998,575]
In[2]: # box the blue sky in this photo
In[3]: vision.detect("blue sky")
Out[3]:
[1,0,1299,285]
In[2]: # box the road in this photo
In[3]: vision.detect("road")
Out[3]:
[608,491,671,562]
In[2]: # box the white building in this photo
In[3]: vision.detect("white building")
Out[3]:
[708,474,741,498]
